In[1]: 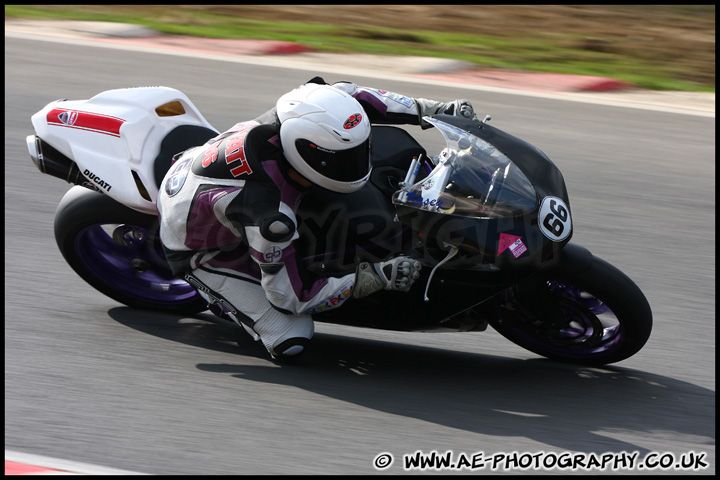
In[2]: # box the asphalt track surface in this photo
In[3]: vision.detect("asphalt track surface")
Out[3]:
[4,30,715,475]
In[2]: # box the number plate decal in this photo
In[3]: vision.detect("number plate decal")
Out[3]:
[539,196,572,242]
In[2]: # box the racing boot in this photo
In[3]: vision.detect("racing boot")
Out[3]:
[244,308,315,363]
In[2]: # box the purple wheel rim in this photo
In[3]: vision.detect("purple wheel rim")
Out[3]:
[504,280,625,357]
[74,223,199,306]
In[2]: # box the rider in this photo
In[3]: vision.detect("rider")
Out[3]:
[156,76,475,362]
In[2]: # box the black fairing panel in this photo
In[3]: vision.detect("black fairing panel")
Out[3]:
[398,115,572,267]
[294,126,425,273]
[153,125,219,188]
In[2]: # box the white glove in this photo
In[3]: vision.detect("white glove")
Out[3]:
[353,257,422,298]
[440,99,476,119]
[415,97,476,127]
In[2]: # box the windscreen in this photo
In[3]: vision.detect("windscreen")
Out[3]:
[392,117,537,219]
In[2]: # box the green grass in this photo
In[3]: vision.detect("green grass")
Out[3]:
[5,4,714,92]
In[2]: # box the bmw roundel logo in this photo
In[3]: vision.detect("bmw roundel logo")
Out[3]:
[343,113,363,129]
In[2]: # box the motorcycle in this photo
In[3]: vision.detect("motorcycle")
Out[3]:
[26,86,652,365]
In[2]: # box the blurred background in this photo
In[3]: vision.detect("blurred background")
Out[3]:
[5,4,716,91]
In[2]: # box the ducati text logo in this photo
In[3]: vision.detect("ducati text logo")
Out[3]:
[343,113,363,129]
[82,169,112,192]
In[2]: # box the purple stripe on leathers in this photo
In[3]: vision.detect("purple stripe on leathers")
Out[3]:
[353,90,388,115]
[256,158,327,302]
[185,187,242,250]
[249,242,329,303]
[261,158,305,210]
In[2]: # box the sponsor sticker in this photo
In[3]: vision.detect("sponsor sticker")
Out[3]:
[343,113,363,129]
[303,280,354,314]
[263,245,282,262]
[164,155,192,197]
[498,233,528,258]
[509,238,528,258]
[375,89,414,108]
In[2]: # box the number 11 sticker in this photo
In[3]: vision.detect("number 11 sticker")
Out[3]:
[539,196,572,242]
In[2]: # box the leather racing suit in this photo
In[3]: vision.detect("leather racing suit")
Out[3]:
[156,77,471,358]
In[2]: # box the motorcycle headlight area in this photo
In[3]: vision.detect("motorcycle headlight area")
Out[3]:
[392,150,537,220]
[392,116,537,220]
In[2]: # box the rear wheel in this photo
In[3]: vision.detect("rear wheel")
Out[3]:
[54,186,207,313]
[488,255,652,365]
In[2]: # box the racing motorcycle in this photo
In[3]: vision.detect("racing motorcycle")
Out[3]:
[26,86,652,365]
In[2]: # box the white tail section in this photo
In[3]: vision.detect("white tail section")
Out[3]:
[30,86,218,214]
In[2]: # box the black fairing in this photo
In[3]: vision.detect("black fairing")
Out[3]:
[294,119,573,330]
[394,115,572,271]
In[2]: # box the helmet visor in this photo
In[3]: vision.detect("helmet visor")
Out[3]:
[295,135,371,183]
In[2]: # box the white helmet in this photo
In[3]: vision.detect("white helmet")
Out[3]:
[277,84,372,193]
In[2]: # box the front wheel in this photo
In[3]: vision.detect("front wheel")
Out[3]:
[488,255,652,365]
[54,186,207,313]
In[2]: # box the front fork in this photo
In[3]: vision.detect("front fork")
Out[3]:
[505,275,567,330]
[493,243,595,334]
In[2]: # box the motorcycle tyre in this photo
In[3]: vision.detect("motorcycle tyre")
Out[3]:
[54,186,207,314]
[488,255,652,366]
